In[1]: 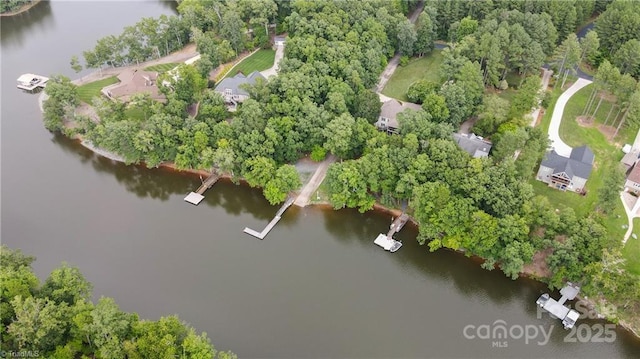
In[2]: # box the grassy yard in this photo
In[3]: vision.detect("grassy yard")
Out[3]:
[381,50,444,101]
[144,63,179,73]
[624,218,640,275]
[225,49,275,78]
[77,76,118,104]
[533,80,638,268]
[309,177,331,205]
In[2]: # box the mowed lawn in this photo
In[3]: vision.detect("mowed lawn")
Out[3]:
[144,63,179,73]
[225,49,275,78]
[77,76,118,104]
[381,50,443,101]
[625,218,640,275]
[532,80,637,268]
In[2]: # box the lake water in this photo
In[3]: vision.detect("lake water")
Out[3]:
[2,1,640,357]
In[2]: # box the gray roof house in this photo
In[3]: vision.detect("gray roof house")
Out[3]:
[536,145,595,193]
[452,133,492,158]
[375,100,422,134]
[214,71,265,110]
[625,163,640,194]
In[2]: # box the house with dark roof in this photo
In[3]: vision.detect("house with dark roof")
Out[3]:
[625,163,640,194]
[536,145,595,193]
[374,100,422,134]
[214,71,266,110]
[452,133,492,158]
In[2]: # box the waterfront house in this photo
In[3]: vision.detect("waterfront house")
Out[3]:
[102,69,165,103]
[452,133,492,158]
[375,100,422,134]
[214,71,266,111]
[536,145,594,193]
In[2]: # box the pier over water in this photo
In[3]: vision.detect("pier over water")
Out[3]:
[243,197,295,239]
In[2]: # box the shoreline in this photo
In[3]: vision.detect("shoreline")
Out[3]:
[0,0,41,17]
[39,49,640,344]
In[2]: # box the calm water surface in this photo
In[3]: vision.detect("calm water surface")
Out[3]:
[2,1,640,357]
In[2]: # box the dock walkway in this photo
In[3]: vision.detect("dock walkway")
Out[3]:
[244,197,295,239]
[387,213,409,238]
[184,172,220,205]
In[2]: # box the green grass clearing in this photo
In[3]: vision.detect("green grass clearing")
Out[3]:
[225,49,275,78]
[533,80,635,264]
[309,177,331,205]
[144,63,180,73]
[381,50,443,101]
[624,218,640,275]
[77,76,118,104]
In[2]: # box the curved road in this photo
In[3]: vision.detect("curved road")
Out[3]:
[547,77,592,157]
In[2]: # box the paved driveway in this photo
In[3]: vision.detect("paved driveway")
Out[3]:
[261,44,284,78]
[547,78,592,157]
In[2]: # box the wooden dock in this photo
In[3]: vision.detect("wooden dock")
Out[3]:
[184,172,220,205]
[17,74,48,91]
[374,213,409,253]
[387,213,409,238]
[244,197,295,239]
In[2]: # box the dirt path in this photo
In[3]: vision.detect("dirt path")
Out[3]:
[529,68,553,127]
[294,155,337,207]
[375,1,425,93]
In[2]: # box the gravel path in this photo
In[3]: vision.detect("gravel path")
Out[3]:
[375,1,425,94]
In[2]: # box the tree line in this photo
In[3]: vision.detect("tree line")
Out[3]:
[0,245,235,359]
[44,0,639,327]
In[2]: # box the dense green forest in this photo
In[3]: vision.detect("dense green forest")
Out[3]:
[42,0,640,332]
[0,0,35,14]
[0,246,234,358]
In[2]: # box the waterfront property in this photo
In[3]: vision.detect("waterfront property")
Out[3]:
[101,69,165,103]
[374,100,422,134]
[536,145,594,193]
[214,71,266,111]
[452,133,493,158]
[373,213,409,253]
[536,283,581,329]
[16,73,48,90]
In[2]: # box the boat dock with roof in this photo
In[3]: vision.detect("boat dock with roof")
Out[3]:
[374,213,409,253]
[17,74,49,91]
[536,282,581,329]
[243,197,295,239]
[184,171,220,205]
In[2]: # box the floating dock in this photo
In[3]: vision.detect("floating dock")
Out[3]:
[374,213,409,253]
[374,233,402,252]
[536,282,581,329]
[243,197,294,239]
[17,73,48,91]
[184,172,220,205]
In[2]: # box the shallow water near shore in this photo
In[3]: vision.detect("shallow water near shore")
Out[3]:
[2,1,640,357]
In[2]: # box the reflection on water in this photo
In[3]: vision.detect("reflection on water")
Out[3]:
[0,1,53,48]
